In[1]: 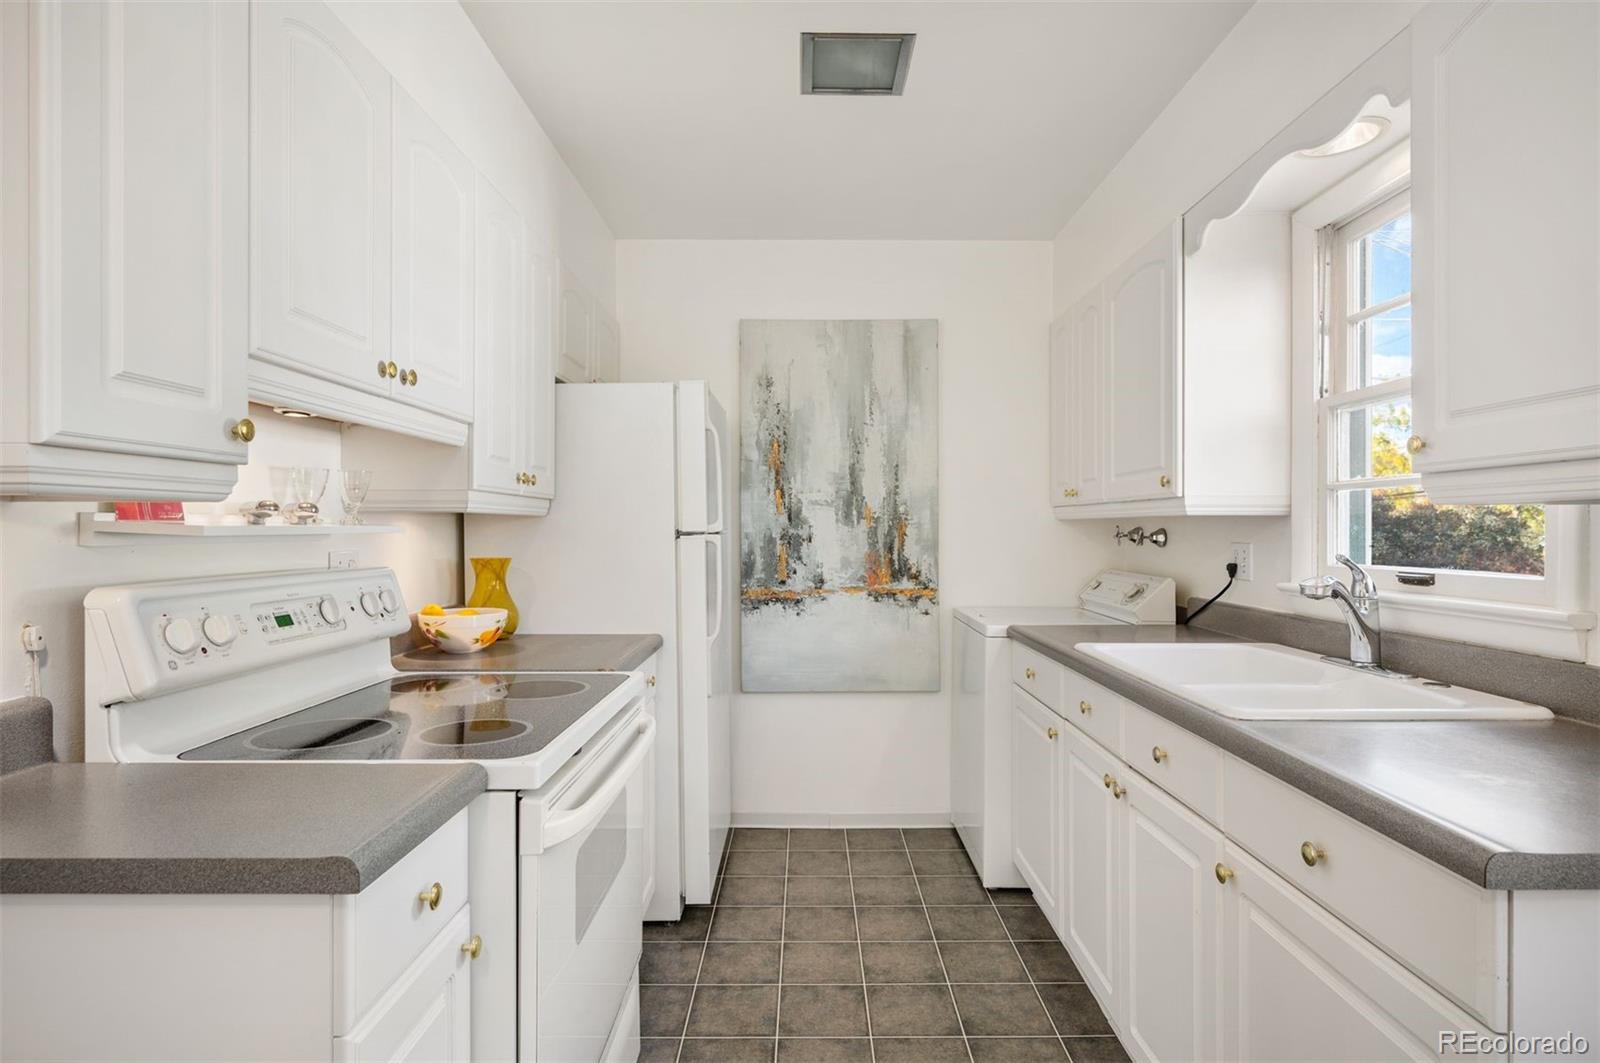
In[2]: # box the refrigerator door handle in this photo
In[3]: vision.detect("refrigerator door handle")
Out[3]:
[705,417,726,534]
[707,535,726,646]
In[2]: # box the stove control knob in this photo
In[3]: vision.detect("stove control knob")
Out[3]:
[202,614,237,647]
[162,617,198,655]
[360,591,380,617]
[378,588,398,614]
[319,596,340,625]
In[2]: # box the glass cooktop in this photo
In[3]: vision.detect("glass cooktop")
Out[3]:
[179,671,628,763]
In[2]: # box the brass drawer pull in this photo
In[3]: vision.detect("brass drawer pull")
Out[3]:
[1079,700,1091,715]
[461,935,482,959]
[1151,746,1168,764]
[1215,863,1235,884]
[1102,773,1113,789]
[1111,782,1125,800]
[1046,727,1059,740]
[1301,842,1326,868]
[1024,667,1036,681]
[418,882,443,911]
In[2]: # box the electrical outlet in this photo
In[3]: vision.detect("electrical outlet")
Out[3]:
[1229,542,1254,582]
[328,550,358,571]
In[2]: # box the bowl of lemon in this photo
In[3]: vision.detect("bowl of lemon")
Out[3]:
[417,604,508,654]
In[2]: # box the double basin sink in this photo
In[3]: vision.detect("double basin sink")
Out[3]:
[1074,642,1552,721]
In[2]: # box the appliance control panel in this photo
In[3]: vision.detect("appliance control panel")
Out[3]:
[1079,570,1177,624]
[85,568,409,702]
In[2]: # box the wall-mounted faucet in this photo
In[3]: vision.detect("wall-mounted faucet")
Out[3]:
[1114,525,1169,548]
[1298,554,1384,670]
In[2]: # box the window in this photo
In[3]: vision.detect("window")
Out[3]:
[1317,190,1550,598]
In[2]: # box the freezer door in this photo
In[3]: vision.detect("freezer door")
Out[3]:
[676,533,731,904]
[675,382,727,535]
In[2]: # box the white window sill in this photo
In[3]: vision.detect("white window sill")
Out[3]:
[1272,582,1597,663]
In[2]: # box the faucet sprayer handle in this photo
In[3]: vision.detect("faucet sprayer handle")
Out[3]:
[1332,554,1376,598]
[1298,575,1339,601]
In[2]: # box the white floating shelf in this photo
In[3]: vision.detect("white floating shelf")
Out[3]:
[78,513,401,547]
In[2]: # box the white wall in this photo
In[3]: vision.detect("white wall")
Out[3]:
[617,239,1098,822]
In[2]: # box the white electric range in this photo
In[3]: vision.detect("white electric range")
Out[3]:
[83,566,654,1063]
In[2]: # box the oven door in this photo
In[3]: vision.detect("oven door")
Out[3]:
[520,709,655,1063]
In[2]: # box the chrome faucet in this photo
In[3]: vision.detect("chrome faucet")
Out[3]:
[1298,554,1383,669]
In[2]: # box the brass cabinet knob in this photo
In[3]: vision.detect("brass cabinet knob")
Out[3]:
[1111,782,1126,799]
[461,934,482,959]
[378,359,390,379]
[1407,435,1426,455]
[1159,475,1172,488]
[1215,863,1235,884]
[1024,667,1036,681]
[418,882,443,910]
[385,360,399,379]
[1063,488,1079,499]
[1300,842,1326,868]
[1152,746,1168,764]
[229,417,256,443]
[1079,700,1091,715]
[1102,773,1114,789]
[646,675,657,687]
[528,472,537,487]
[406,368,418,386]
[516,473,528,485]
[1046,727,1059,740]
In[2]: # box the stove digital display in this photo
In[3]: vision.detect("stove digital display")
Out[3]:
[273,613,295,629]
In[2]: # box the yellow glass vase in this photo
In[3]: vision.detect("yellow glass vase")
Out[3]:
[467,557,519,635]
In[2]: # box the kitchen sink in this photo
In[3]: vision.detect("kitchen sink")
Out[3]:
[1073,642,1553,721]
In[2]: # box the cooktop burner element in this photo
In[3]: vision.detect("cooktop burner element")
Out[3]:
[179,671,628,763]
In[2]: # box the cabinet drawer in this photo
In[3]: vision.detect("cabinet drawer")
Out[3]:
[1060,668,1122,754]
[1124,702,1221,824]
[1011,643,1064,714]
[1222,757,1507,1029]
[336,808,470,1032]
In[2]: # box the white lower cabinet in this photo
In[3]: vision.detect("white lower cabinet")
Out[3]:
[1010,688,1062,921]
[336,906,472,1063]
[1060,723,1123,1013]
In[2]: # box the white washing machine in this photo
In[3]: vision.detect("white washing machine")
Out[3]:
[951,571,1176,887]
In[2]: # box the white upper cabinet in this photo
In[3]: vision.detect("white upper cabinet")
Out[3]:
[2,0,251,500]
[558,268,594,383]
[392,87,475,422]
[1050,295,1104,507]
[1411,0,1600,504]
[1102,224,1182,503]
[526,251,558,500]
[471,176,530,502]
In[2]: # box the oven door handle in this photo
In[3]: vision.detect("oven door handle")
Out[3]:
[540,715,656,850]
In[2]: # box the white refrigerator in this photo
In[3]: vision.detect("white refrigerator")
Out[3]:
[466,381,732,921]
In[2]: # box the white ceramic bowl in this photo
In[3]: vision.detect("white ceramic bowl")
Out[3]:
[417,607,509,654]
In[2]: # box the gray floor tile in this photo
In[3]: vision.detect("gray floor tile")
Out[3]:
[938,941,1030,983]
[1064,1036,1133,1063]
[782,942,863,984]
[680,1037,776,1062]
[1015,940,1083,982]
[917,875,990,905]
[784,906,858,942]
[711,906,785,941]
[970,1037,1069,1061]
[642,942,706,984]
[850,850,914,876]
[639,1037,681,1062]
[953,984,1057,1036]
[852,877,924,906]
[845,828,905,850]
[855,906,933,942]
[927,905,1009,941]
[902,826,964,850]
[911,850,977,876]
[788,850,851,876]
[647,905,715,941]
[641,984,694,1037]
[1038,983,1113,1035]
[686,985,780,1037]
[987,887,1040,907]
[998,904,1060,940]
[779,985,870,1037]
[865,984,963,1037]
[860,941,946,984]
[788,828,846,851]
[719,876,788,906]
[726,850,789,876]
[700,942,782,984]
[785,876,854,905]
[873,1037,971,1062]
[777,1038,872,1062]
[731,828,789,851]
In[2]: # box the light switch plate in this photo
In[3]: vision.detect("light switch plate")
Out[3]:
[328,549,358,570]
[1229,542,1253,581]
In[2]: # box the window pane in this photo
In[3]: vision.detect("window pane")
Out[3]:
[1336,486,1546,577]
[1358,302,1411,385]
[1359,212,1411,309]
[1335,398,1412,480]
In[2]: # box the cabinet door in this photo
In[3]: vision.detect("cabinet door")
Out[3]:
[32,0,248,465]
[1221,844,1494,1062]
[1122,775,1224,1063]
[392,87,474,422]
[252,0,392,393]
[471,174,528,499]
[1068,287,1106,505]
[1102,222,1182,502]
[1062,725,1123,1014]
[1009,689,1062,920]
[526,249,558,500]
[558,268,593,382]
[1411,0,1600,496]
[336,906,473,1063]
[1048,314,1074,506]
[593,311,621,383]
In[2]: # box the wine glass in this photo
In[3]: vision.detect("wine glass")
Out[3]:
[339,469,373,525]
[287,466,329,525]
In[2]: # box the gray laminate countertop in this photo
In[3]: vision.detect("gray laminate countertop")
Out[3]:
[1009,624,1600,891]
[393,633,663,674]
[0,762,486,895]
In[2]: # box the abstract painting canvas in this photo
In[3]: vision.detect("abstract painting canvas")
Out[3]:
[739,319,939,692]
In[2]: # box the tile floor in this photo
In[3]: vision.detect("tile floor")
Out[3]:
[641,826,1131,1063]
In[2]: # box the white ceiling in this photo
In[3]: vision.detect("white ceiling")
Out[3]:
[462,1,1254,240]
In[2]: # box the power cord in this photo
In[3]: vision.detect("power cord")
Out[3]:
[1183,562,1238,626]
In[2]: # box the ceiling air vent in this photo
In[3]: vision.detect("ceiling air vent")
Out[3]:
[800,32,916,95]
